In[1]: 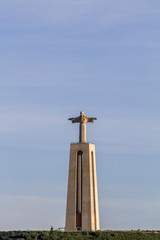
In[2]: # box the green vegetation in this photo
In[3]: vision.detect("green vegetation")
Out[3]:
[0,230,160,240]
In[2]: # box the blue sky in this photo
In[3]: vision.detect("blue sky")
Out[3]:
[0,0,160,231]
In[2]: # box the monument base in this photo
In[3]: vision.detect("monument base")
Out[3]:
[65,142,100,231]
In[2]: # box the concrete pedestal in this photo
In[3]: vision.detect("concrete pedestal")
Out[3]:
[65,142,100,231]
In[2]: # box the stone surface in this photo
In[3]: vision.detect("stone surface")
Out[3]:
[65,143,100,231]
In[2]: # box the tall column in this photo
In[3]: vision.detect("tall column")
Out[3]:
[65,146,77,231]
[79,122,86,143]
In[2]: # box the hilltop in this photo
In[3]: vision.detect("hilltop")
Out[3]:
[0,230,160,240]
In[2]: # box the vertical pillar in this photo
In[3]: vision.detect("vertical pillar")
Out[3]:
[65,147,77,231]
[91,149,100,230]
[79,123,86,143]
[82,144,100,231]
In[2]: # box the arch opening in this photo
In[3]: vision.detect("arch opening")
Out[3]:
[76,151,83,230]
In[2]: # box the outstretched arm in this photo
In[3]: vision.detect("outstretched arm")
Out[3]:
[68,116,81,123]
[87,117,97,123]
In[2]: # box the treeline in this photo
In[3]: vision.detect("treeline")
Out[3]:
[0,230,160,240]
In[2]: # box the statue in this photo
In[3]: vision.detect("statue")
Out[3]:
[68,111,97,142]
